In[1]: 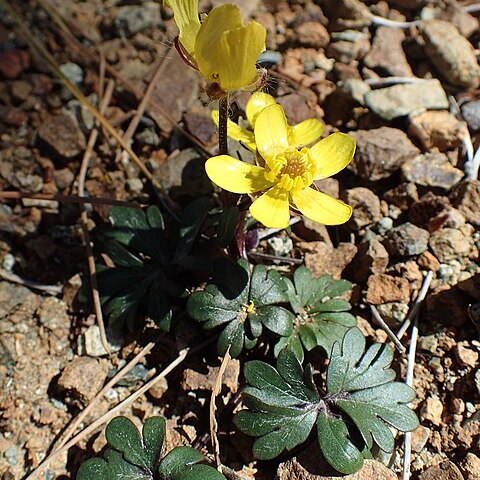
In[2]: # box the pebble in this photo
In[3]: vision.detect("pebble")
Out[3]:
[0,50,30,79]
[59,62,84,86]
[342,78,371,105]
[10,80,32,102]
[421,395,444,426]
[411,425,431,453]
[327,31,370,63]
[429,228,471,263]
[408,111,465,151]
[366,273,410,304]
[384,182,419,211]
[296,21,329,48]
[349,238,389,283]
[364,27,413,77]
[267,236,293,257]
[375,217,393,235]
[418,461,465,480]
[80,325,122,357]
[37,297,70,331]
[364,80,449,120]
[376,301,409,327]
[461,100,480,131]
[38,114,86,159]
[455,342,478,368]
[421,20,480,89]
[460,453,480,480]
[349,127,420,181]
[126,178,144,193]
[57,357,109,407]
[344,187,381,230]
[383,222,430,256]
[451,180,480,227]
[4,447,17,466]
[53,168,75,190]
[418,334,439,353]
[114,4,161,37]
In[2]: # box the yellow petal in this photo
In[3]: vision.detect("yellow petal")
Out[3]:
[164,0,200,57]
[246,92,276,127]
[291,187,352,225]
[288,119,324,147]
[309,132,356,180]
[195,5,266,91]
[211,110,256,151]
[254,104,290,160]
[205,155,272,194]
[250,187,290,228]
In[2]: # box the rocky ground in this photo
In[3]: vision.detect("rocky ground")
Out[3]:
[1,0,480,479]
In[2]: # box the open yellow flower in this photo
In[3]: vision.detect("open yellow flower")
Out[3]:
[211,92,324,151]
[165,1,266,94]
[205,104,355,229]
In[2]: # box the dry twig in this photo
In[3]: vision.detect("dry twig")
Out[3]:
[370,305,406,354]
[0,269,62,295]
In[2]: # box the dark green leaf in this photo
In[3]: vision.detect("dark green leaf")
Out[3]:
[102,450,151,479]
[174,197,211,262]
[146,205,165,230]
[291,267,318,309]
[310,299,351,313]
[250,264,289,306]
[158,446,204,478]
[171,464,227,480]
[103,241,144,268]
[252,306,294,337]
[76,459,108,480]
[217,319,247,357]
[274,331,304,363]
[217,206,239,248]
[316,410,364,474]
[142,416,165,470]
[323,279,352,299]
[147,284,172,331]
[213,257,249,301]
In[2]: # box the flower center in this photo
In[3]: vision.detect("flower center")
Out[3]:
[264,147,315,192]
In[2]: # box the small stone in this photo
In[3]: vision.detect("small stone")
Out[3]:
[421,395,444,426]
[411,425,431,453]
[455,342,478,368]
[182,359,240,393]
[366,273,410,304]
[10,80,32,102]
[349,238,389,283]
[451,180,480,226]
[421,20,480,89]
[59,62,84,86]
[418,251,441,272]
[183,108,217,146]
[0,49,30,79]
[323,0,372,30]
[114,4,161,37]
[383,222,429,256]
[38,114,86,159]
[148,376,168,400]
[300,242,357,280]
[4,447,17,466]
[418,334,439,353]
[344,187,381,230]
[403,154,463,191]
[408,111,466,151]
[327,31,371,63]
[53,168,75,190]
[267,236,293,257]
[376,301,409,327]
[126,178,144,193]
[460,453,480,480]
[0,105,28,126]
[342,79,371,105]
[296,22,329,48]
[384,182,419,211]
[364,80,449,121]
[364,27,413,77]
[57,357,109,407]
[418,461,465,480]
[135,128,160,147]
[37,297,70,331]
[461,101,480,131]
[429,228,471,263]
[81,325,122,357]
[375,217,393,235]
[349,127,420,181]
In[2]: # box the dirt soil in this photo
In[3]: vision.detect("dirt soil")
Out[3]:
[1,0,480,479]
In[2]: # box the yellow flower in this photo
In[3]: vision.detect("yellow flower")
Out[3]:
[165,1,266,94]
[211,92,324,151]
[205,104,355,229]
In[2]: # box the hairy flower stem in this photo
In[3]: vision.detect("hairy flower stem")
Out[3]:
[218,96,229,155]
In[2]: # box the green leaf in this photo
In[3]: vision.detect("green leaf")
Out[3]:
[252,306,294,337]
[103,240,144,267]
[217,206,239,248]
[147,284,172,331]
[174,197,211,262]
[173,464,226,480]
[77,459,108,480]
[250,264,289,306]
[310,299,351,313]
[316,410,364,474]
[102,450,151,479]
[158,446,204,478]
[290,267,318,310]
[142,416,166,470]
[234,350,319,459]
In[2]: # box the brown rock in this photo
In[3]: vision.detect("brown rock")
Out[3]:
[326,33,370,63]
[418,251,441,272]
[429,228,471,263]
[0,49,30,79]
[38,114,86,159]
[277,92,320,125]
[409,192,450,229]
[0,105,28,127]
[364,27,413,77]
[183,108,217,146]
[388,0,424,8]
[420,395,444,426]
[296,22,329,48]
[182,359,240,393]
[408,111,466,151]
[349,127,420,181]
[383,222,429,257]
[322,0,372,30]
[300,242,357,279]
[419,461,465,480]
[384,182,419,211]
[451,180,480,226]
[411,425,431,452]
[344,187,381,230]
[57,357,108,407]
[366,273,410,304]
[421,20,480,89]
[349,238,389,283]
[455,342,479,368]
[460,453,480,480]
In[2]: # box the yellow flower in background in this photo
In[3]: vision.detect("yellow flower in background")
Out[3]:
[205,104,355,229]
[211,92,324,151]
[165,1,266,94]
